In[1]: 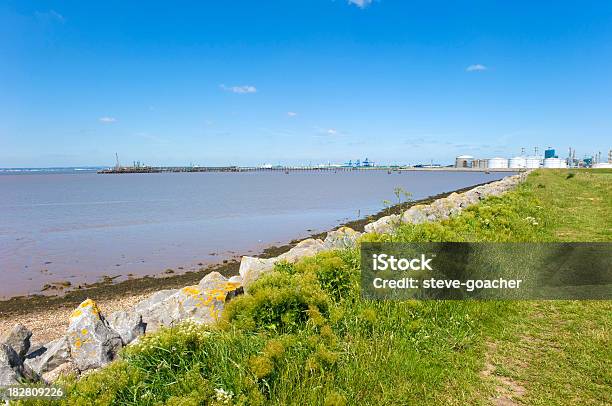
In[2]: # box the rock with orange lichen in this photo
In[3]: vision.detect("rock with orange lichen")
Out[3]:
[66,298,122,371]
[136,274,242,332]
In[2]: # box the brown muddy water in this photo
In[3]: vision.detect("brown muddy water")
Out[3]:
[0,170,512,298]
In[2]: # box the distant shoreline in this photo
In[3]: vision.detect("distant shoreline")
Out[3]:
[0,179,500,317]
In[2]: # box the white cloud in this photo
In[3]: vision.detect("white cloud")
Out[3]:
[314,126,346,137]
[348,0,373,8]
[35,10,65,23]
[287,111,298,117]
[466,64,488,72]
[220,84,257,94]
[99,117,116,123]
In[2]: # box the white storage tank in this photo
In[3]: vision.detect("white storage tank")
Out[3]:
[592,162,612,168]
[472,159,488,169]
[509,157,527,169]
[487,157,509,169]
[525,156,542,168]
[543,158,567,168]
[455,155,474,168]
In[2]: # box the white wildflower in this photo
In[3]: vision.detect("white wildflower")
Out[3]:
[214,387,234,404]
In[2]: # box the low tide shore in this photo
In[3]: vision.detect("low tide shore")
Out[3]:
[0,181,496,342]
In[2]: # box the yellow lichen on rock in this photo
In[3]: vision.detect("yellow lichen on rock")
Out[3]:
[181,286,201,296]
[70,298,100,320]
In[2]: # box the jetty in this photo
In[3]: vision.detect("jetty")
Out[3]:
[97,166,521,174]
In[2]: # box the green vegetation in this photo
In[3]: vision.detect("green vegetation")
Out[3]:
[22,169,611,405]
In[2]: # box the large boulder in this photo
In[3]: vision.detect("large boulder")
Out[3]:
[459,190,480,207]
[427,197,462,221]
[0,343,23,386]
[228,275,243,284]
[239,256,275,291]
[322,227,362,250]
[277,238,326,263]
[24,337,70,376]
[364,214,400,234]
[198,271,227,290]
[240,239,327,291]
[137,274,242,332]
[107,311,145,345]
[66,299,123,372]
[134,289,177,315]
[401,205,429,225]
[1,323,32,359]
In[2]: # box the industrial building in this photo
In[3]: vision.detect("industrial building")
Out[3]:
[455,147,580,169]
[544,148,558,159]
[455,146,609,170]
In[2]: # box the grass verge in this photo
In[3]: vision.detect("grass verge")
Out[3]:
[17,169,611,405]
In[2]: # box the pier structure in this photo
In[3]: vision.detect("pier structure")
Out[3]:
[97,166,521,174]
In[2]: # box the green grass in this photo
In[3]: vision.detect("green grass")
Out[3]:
[19,169,611,406]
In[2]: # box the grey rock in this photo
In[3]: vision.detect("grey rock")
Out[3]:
[0,364,21,386]
[198,271,227,290]
[66,299,122,371]
[137,275,243,331]
[1,323,32,359]
[107,311,145,345]
[401,205,429,224]
[143,284,231,328]
[0,343,21,369]
[322,227,362,250]
[137,299,180,333]
[24,337,70,375]
[364,214,400,234]
[25,343,47,360]
[134,289,177,314]
[276,238,326,263]
[239,256,275,291]
[240,239,326,291]
[228,275,243,284]
[41,361,77,383]
[459,191,480,207]
[0,343,23,385]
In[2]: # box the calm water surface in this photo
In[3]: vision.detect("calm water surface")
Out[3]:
[0,170,511,297]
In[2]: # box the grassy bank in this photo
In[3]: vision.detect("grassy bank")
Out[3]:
[21,169,611,405]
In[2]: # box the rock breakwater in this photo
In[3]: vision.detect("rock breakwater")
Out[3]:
[0,173,526,385]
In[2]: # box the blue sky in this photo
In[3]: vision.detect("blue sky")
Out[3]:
[1,0,611,167]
